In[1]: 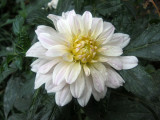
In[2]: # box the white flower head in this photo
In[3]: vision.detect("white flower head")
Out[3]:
[26,10,138,107]
[48,0,59,9]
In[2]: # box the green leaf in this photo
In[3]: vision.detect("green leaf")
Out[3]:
[13,74,34,112]
[0,0,7,8]
[74,0,84,13]
[83,92,111,120]
[122,0,137,18]
[4,74,34,118]
[26,0,50,14]
[0,67,16,84]
[119,65,160,101]
[56,0,74,14]
[96,0,122,16]
[125,24,160,61]
[105,94,157,120]
[26,88,54,120]
[27,10,53,27]
[8,113,27,120]
[12,16,24,35]
[4,77,21,118]
[151,70,160,101]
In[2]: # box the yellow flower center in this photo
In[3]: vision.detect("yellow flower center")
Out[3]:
[71,36,98,63]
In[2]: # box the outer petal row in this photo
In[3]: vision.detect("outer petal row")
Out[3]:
[105,67,125,88]
[99,56,138,70]
[55,85,72,106]
[26,42,47,58]
[107,33,130,48]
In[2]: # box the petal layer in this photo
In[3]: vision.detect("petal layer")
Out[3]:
[55,85,72,106]
[70,71,85,98]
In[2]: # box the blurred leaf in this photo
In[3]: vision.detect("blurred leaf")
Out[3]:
[0,0,7,8]
[8,113,27,120]
[0,47,13,57]
[14,73,34,112]
[74,0,84,13]
[119,65,160,101]
[26,88,54,120]
[56,0,74,14]
[0,67,17,84]
[12,16,24,35]
[27,10,53,27]
[83,91,111,120]
[151,70,160,101]
[0,28,12,43]
[145,64,156,74]
[96,0,122,16]
[4,74,34,118]
[105,94,157,120]
[125,24,160,61]
[111,10,133,33]
[122,0,137,18]
[4,77,21,118]
[0,19,15,27]
[26,0,50,14]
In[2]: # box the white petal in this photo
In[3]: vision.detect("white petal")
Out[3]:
[26,42,46,58]
[90,18,103,39]
[35,25,56,36]
[100,57,123,70]
[37,33,56,49]
[57,19,72,39]
[48,0,58,9]
[92,86,107,101]
[34,73,52,89]
[90,63,106,93]
[98,56,138,70]
[45,45,69,57]
[62,10,76,19]
[38,59,60,74]
[31,59,48,72]
[83,64,90,76]
[62,53,73,62]
[52,62,70,85]
[82,11,92,35]
[55,85,72,106]
[97,22,115,44]
[105,67,125,88]
[98,46,123,56]
[68,15,80,35]
[65,62,81,84]
[47,14,61,30]
[107,33,130,48]
[92,63,107,75]
[120,56,138,69]
[45,80,66,93]
[70,71,85,98]
[77,77,92,107]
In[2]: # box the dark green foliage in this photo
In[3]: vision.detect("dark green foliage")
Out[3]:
[27,10,54,27]
[56,0,74,14]
[0,0,160,120]
[119,65,160,101]
[105,93,157,120]
[125,24,160,61]
[96,0,122,16]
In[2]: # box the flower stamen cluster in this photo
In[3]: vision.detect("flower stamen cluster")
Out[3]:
[71,36,97,63]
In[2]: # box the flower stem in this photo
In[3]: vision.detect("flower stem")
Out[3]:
[150,0,160,17]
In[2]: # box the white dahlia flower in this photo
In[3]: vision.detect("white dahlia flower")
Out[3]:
[48,0,59,9]
[26,10,138,107]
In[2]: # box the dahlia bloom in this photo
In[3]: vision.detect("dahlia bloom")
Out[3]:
[26,10,138,107]
[48,0,59,9]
